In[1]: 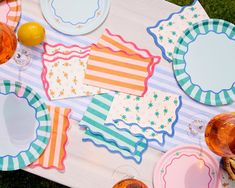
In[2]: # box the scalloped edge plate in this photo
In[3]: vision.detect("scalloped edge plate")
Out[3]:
[40,0,110,35]
[153,145,221,188]
[0,80,51,171]
[173,19,235,106]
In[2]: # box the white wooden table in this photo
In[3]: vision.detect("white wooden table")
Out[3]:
[22,0,234,187]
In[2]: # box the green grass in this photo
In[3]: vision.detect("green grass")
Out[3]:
[167,0,235,24]
[0,170,68,188]
[1,0,235,187]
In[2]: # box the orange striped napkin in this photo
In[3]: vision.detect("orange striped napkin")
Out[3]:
[98,29,161,63]
[84,44,155,96]
[30,105,71,171]
[84,29,161,96]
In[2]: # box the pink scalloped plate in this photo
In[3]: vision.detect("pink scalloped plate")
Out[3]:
[153,145,221,188]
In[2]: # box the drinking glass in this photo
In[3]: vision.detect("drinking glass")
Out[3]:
[0,22,31,80]
[0,22,17,64]
[205,112,235,157]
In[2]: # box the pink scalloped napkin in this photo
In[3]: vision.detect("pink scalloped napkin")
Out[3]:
[83,29,161,96]
[43,43,91,55]
[30,105,71,171]
[41,44,109,100]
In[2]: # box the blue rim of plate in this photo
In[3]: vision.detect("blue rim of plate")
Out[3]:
[173,19,235,106]
[0,80,51,171]
[51,0,101,25]
[40,0,110,35]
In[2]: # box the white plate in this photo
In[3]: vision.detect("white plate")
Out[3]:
[40,0,110,35]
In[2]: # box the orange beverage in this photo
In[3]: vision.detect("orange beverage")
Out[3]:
[205,112,235,157]
[0,22,17,64]
[113,179,148,188]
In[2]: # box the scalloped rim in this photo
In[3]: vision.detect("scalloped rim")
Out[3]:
[173,19,235,105]
[103,28,161,96]
[82,131,148,164]
[79,125,146,155]
[105,28,161,64]
[41,51,90,100]
[0,80,50,171]
[5,1,11,24]
[6,0,22,30]
[104,96,182,145]
[30,107,71,171]
[43,42,91,53]
[153,144,221,188]
[146,0,198,62]
[40,0,111,35]
[0,85,40,159]
[162,154,212,187]
[43,51,90,61]
[51,0,100,25]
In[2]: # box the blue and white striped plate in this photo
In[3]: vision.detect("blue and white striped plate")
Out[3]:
[173,19,235,106]
[0,80,51,171]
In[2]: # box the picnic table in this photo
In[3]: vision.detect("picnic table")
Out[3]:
[20,0,234,187]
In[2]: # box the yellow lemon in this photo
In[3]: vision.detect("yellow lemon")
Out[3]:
[17,22,45,46]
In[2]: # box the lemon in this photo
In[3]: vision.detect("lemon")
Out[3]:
[17,22,45,46]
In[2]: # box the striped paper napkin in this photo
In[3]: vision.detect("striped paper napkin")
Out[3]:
[84,29,161,96]
[79,93,148,164]
[41,43,109,100]
[30,105,71,171]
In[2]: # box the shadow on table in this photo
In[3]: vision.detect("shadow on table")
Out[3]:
[0,170,68,188]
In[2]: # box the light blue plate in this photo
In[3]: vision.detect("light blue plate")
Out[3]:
[173,19,235,106]
[40,0,110,35]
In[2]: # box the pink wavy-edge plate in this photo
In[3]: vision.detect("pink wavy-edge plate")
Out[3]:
[153,145,221,188]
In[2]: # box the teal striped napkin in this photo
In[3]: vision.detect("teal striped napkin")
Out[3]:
[83,130,147,164]
[79,93,147,163]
